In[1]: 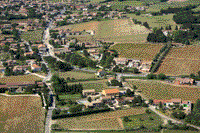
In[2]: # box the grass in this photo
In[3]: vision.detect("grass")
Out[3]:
[100,1,146,11]
[54,70,97,81]
[147,0,200,12]
[20,30,43,42]
[110,43,164,61]
[55,107,146,130]
[54,19,150,43]
[59,94,82,101]
[128,80,200,103]
[67,79,110,92]
[0,75,42,84]
[125,13,177,29]
[0,95,45,133]
[122,111,163,129]
[156,45,200,76]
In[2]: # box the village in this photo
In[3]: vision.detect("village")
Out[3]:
[0,0,200,133]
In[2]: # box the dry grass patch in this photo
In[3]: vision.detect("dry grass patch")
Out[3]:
[110,43,164,61]
[157,45,200,76]
[54,19,150,43]
[55,70,97,81]
[0,75,42,84]
[128,80,200,103]
[0,96,45,133]
[56,107,146,130]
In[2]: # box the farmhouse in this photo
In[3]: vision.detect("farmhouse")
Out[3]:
[82,89,96,97]
[114,58,127,65]
[0,81,44,93]
[96,69,106,77]
[13,65,28,73]
[153,98,191,113]
[31,64,41,72]
[102,88,119,97]
[174,78,195,85]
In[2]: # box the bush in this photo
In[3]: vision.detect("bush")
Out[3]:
[157,73,167,80]
[146,109,151,114]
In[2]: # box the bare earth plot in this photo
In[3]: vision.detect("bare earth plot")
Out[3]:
[156,45,200,76]
[110,43,164,62]
[0,95,45,133]
[54,19,150,43]
[128,80,200,103]
[55,107,146,130]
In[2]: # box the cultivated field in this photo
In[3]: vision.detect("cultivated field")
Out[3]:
[20,30,43,42]
[110,43,164,61]
[0,75,42,84]
[54,19,150,43]
[55,107,146,130]
[128,80,200,103]
[156,45,200,76]
[54,70,97,81]
[0,95,45,133]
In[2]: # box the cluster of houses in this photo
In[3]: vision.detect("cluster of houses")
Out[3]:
[153,98,192,114]
[173,77,195,86]
[0,81,44,93]
[113,58,151,73]
[79,87,134,110]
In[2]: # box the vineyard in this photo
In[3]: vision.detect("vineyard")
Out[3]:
[110,43,164,61]
[156,45,200,76]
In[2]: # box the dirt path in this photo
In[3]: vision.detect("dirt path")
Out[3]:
[117,117,125,129]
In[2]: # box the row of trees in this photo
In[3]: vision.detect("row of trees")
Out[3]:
[150,43,171,73]
[147,73,167,80]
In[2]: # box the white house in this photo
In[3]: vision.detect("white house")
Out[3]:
[96,69,106,77]
[31,64,41,72]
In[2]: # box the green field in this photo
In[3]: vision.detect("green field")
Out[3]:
[54,19,150,43]
[110,43,164,61]
[54,70,97,81]
[128,80,200,103]
[20,30,43,42]
[100,1,146,11]
[68,79,109,92]
[59,94,82,101]
[0,96,45,133]
[122,111,163,129]
[126,13,177,29]
[147,0,200,12]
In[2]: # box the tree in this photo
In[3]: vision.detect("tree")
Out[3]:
[3,45,9,52]
[146,109,151,114]
[157,73,167,80]
[185,40,190,45]
[124,116,130,122]
[189,73,196,79]
[198,71,200,78]
[132,67,139,74]
[175,25,178,30]
[83,49,90,57]
[88,97,92,103]
[149,99,153,105]
[147,73,157,79]
[173,30,187,43]
[159,101,163,109]
[143,22,150,29]
[126,89,134,97]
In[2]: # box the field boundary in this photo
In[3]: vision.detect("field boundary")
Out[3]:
[0,93,40,97]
